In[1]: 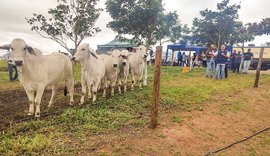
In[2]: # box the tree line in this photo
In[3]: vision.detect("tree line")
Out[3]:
[26,0,270,53]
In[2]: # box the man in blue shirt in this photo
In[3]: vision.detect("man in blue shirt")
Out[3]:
[177,51,182,66]
[214,44,230,80]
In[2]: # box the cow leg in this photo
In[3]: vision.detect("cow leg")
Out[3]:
[80,81,87,105]
[143,65,147,86]
[111,79,117,96]
[34,87,45,118]
[131,72,135,91]
[92,81,100,103]
[48,86,56,107]
[123,74,128,92]
[88,86,91,99]
[67,78,74,105]
[118,80,122,94]
[25,89,35,116]
[102,79,107,98]
[139,73,143,90]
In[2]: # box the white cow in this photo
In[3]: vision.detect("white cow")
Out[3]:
[129,45,148,90]
[0,38,74,117]
[117,49,130,93]
[72,43,105,104]
[100,49,120,97]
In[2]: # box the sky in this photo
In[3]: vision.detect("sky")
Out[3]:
[0,0,269,53]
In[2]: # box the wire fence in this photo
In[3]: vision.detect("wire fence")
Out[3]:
[205,126,270,155]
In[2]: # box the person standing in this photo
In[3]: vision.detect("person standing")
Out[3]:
[192,53,196,67]
[243,48,254,74]
[202,51,207,67]
[230,50,237,72]
[234,51,242,73]
[197,51,203,67]
[215,44,230,80]
[182,52,187,67]
[205,44,216,78]
[177,51,182,66]
[3,51,18,81]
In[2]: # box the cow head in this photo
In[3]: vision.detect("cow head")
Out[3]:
[134,45,147,59]
[0,38,34,67]
[110,49,121,68]
[73,43,97,62]
[119,50,130,66]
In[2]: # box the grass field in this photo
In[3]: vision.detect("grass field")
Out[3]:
[0,60,269,155]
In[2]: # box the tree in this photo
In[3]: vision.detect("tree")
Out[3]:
[229,22,255,72]
[191,0,241,48]
[247,18,270,36]
[155,11,186,45]
[106,0,183,48]
[26,0,102,53]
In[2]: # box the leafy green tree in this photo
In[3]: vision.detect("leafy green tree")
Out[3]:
[247,18,270,36]
[26,0,102,53]
[191,0,241,48]
[106,0,183,48]
[229,22,255,72]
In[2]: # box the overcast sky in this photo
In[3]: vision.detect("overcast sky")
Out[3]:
[0,0,269,53]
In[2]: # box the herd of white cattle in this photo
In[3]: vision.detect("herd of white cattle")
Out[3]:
[0,38,148,117]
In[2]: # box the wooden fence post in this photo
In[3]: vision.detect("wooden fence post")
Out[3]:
[254,47,265,88]
[151,46,162,129]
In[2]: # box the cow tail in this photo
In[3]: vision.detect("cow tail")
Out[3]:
[63,58,70,96]
[64,85,68,96]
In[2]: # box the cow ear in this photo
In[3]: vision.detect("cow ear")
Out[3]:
[26,45,34,55]
[0,44,11,50]
[90,52,98,59]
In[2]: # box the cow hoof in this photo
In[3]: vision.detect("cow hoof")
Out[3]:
[27,112,34,116]
[88,95,91,99]
[79,102,84,105]
[35,113,40,118]
[140,88,143,90]
[69,102,74,106]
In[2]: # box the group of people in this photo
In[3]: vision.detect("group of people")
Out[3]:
[205,44,253,80]
[177,51,207,68]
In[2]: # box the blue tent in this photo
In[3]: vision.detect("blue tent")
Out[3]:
[165,44,208,62]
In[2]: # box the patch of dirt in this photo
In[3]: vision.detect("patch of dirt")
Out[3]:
[0,86,81,124]
[95,82,270,155]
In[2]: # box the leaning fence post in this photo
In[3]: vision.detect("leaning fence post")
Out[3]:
[254,47,265,88]
[150,46,162,129]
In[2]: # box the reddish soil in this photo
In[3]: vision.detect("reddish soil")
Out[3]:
[94,82,270,155]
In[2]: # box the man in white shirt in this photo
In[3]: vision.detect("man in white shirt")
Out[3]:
[3,51,18,81]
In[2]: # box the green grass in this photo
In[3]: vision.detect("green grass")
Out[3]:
[1,60,270,155]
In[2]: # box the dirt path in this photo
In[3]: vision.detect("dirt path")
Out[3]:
[95,82,270,155]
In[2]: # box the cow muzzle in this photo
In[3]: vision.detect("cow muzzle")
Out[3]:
[122,62,127,66]
[113,64,118,68]
[15,60,23,67]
